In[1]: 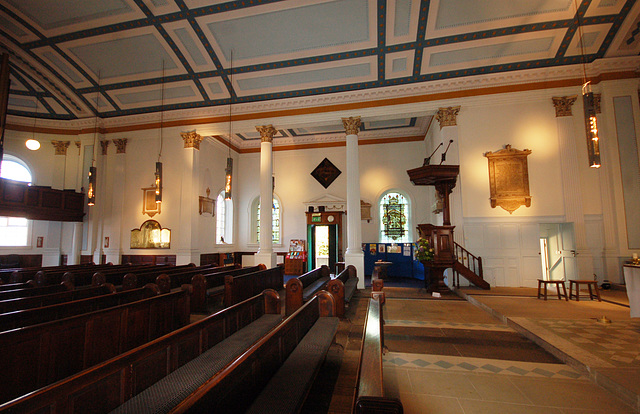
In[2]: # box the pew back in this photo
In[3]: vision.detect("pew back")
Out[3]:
[0,290,281,414]
[223,266,284,308]
[0,286,190,405]
[353,292,403,413]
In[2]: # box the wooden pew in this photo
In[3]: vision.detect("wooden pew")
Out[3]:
[0,283,161,332]
[9,263,107,283]
[96,263,205,288]
[190,264,263,312]
[326,264,359,318]
[285,265,331,315]
[223,266,284,308]
[0,290,282,414]
[171,290,339,414]
[0,280,72,301]
[0,285,190,405]
[353,292,403,413]
[0,282,117,314]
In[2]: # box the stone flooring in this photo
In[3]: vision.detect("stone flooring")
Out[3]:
[301,283,638,414]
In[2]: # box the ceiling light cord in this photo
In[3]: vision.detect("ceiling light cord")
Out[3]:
[228,50,233,158]
[159,60,164,162]
[92,71,100,165]
[574,0,589,89]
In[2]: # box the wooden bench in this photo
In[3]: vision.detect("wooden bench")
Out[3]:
[353,292,403,413]
[190,264,263,312]
[223,266,284,308]
[537,279,568,301]
[170,290,339,414]
[0,285,190,405]
[569,280,601,301]
[0,282,117,314]
[285,265,331,315]
[326,264,359,318]
[0,282,161,332]
[0,280,73,301]
[0,290,282,414]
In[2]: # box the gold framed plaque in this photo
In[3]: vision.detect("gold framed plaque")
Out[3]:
[484,145,532,214]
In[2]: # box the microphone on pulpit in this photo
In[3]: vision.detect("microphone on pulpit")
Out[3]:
[423,142,443,166]
[440,140,454,164]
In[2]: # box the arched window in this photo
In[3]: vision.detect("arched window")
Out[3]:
[379,191,411,243]
[0,155,32,246]
[251,196,281,245]
[216,190,233,244]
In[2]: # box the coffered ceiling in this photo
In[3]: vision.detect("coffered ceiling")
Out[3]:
[2,0,640,149]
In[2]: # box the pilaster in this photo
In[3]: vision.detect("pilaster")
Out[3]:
[552,96,593,279]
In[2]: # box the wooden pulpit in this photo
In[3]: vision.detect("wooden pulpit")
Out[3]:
[407,164,459,292]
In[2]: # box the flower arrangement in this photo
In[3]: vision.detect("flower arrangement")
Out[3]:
[415,237,435,262]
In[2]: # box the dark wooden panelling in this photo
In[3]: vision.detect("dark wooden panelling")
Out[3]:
[0,178,84,222]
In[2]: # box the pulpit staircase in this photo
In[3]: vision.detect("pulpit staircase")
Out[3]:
[452,242,489,289]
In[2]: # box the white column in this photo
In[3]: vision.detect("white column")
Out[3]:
[177,131,202,265]
[254,125,277,268]
[92,139,108,264]
[104,139,127,265]
[553,96,594,280]
[44,141,70,266]
[342,117,365,289]
[68,222,82,265]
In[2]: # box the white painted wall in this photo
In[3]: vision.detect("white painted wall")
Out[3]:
[2,78,638,285]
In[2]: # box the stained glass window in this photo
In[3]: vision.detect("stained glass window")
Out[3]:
[379,192,410,243]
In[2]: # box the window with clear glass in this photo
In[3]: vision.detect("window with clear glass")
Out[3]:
[216,191,233,244]
[253,197,281,244]
[0,156,32,246]
[379,191,411,243]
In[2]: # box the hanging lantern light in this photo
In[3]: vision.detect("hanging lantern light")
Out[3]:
[224,50,234,200]
[582,85,600,168]
[88,72,100,206]
[155,161,163,203]
[87,166,97,206]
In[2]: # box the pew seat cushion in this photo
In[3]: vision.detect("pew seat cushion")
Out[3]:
[302,276,331,301]
[344,277,358,303]
[205,284,224,298]
[109,313,283,414]
[245,316,339,414]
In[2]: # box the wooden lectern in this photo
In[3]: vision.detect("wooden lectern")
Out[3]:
[407,164,459,293]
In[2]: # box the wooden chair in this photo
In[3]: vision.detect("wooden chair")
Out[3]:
[569,280,601,301]
[537,279,568,301]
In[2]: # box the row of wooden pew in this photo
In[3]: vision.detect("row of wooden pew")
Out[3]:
[0,259,401,413]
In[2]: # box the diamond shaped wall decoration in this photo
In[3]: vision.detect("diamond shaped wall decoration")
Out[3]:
[311,158,341,189]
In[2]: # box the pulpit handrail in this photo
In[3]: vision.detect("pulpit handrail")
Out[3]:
[453,241,483,279]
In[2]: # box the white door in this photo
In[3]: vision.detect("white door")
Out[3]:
[540,223,577,281]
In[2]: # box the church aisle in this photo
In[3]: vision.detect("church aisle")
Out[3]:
[382,297,636,414]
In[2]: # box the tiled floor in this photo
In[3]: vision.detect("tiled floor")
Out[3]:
[307,282,638,413]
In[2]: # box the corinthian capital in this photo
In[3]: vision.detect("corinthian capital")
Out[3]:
[435,106,460,129]
[112,138,128,154]
[341,116,361,135]
[181,130,203,149]
[552,96,577,117]
[256,125,277,143]
[51,141,70,155]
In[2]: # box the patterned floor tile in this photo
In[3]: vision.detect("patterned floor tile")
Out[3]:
[384,352,587,380]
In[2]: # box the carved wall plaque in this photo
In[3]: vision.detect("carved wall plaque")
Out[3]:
[484,145,532,214]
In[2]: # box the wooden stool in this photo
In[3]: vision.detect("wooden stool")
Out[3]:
[569,280,601,301]
[537,279,568,301]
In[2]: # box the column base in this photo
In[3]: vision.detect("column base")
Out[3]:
[255,251,277,268]
[345,251,365,289]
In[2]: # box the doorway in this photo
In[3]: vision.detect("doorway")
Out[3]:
[539,223,577,281]
[308,224,338,272]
